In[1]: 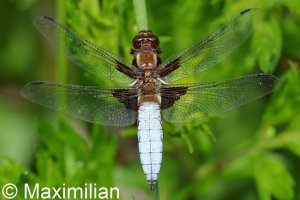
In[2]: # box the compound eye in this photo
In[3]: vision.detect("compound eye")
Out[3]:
[149,37,159,49]
[133,38,143,49]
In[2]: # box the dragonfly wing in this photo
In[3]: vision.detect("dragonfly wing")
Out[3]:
[21,82,138,127]
[33,16,136,84]
[161,74,279,123]
[160,8,256,83]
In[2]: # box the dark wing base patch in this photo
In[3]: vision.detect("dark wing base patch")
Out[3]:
[161,86,188,109]
[113,89,138,111]
[158,58,180,77]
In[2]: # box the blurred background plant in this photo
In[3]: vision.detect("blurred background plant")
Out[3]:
[0,0,300,199]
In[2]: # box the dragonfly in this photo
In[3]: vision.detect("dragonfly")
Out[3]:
[21,8,279,191]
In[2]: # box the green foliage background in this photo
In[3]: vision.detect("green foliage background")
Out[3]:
[0,0,300,199]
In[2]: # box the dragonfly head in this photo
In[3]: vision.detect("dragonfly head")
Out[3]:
[132,30,160,51]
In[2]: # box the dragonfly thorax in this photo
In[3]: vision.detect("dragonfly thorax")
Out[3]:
[136,51,158,69]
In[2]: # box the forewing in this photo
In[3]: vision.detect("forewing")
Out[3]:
[162,74,279,123]
[161,8,256,83]
[33,16,135,84]
[21,82,138,127]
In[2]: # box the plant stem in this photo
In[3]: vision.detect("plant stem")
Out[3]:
[152,183,160,200]
[133,0,149,30]
[56,0,68,83]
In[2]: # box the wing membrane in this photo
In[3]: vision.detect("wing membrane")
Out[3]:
[33,16,135,84]
[161,8,256,83]
[21,82,137,127]
[162,74,279,123]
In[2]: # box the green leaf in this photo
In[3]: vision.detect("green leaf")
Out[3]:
[35,119,92,185]
[89,124,117,186]
[265,130,300,157]
[0,154,26,185]
[262,64,300,126]
[253,153,294,200]
[201,124,216,143]
[36,119,89,161]
[252,18,281,73]
[36,119,65,161]
[190,124,215,155]
[35,149,64,185]
[58,120,89,160]
[181,132,194,153]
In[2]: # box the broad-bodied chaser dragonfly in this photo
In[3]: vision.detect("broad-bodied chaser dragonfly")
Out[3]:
[21,8,279,191]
